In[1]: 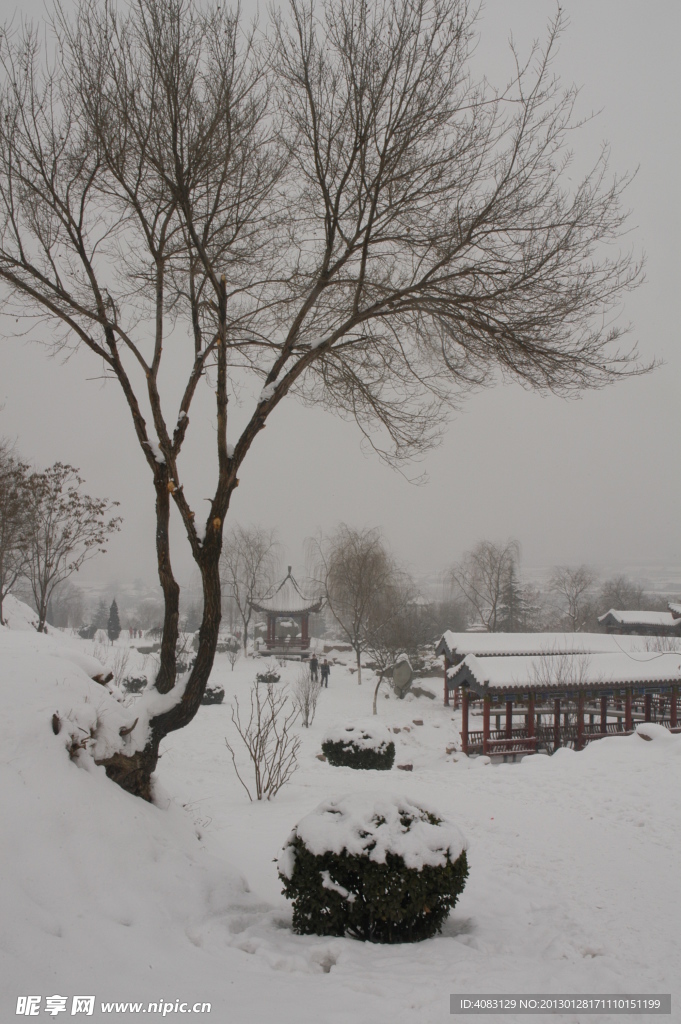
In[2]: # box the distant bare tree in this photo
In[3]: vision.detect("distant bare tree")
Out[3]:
[363,579,426,713]
[220,526,280,654]
[365,581,428,673]
[46,581,86,629]
[291,666,322,728]
[309,525,401,684]
[549,565,598,632]
[531,651,593,690]
[23,463,121,632]
[599,575,645,613]
[0,0,647,797]
[531,651,594,742]
[449,540,520,632]
[0,445,29,625]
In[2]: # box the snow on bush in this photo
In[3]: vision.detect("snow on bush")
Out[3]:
[277,792,469,943]
[322,719,395,769]
[201,682,225,705]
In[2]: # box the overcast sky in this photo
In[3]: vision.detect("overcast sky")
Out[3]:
[1,0,679,594]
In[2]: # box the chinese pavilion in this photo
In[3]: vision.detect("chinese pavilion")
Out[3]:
[250,567,322,655]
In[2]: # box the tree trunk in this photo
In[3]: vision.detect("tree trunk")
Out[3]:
[356,646,362,685]
[98,481,226,800]
[37,602,48,633]
[372,669,385,715]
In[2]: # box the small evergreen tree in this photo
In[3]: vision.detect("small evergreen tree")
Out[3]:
[107,599,121,642]
[498,565,524,632]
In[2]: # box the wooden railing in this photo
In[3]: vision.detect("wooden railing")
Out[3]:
[264,637,310,649]
[466,720,637,757]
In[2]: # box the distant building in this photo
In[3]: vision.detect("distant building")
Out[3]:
[597,609,681,636]
[435,630,652,669]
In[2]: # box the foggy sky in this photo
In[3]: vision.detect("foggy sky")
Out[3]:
[1,0,679,593]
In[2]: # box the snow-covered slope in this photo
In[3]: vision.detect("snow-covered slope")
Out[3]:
[1,593,39,630]
[1,632,679,1022]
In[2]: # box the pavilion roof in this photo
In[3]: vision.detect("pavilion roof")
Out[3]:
[447,651,681,698]
[250,567,322,615]
[668,602,681,619]
[435,631,649,661]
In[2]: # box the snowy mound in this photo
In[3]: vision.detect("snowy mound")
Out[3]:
[0,593,39,631]
[636,722,675,743]
[278,792,466,876]
[322,718,393,752]
[0,627,258,1012]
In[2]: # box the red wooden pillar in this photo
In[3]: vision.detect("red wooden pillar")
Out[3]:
[527,693,535,748]
[644,693,652,723]
[576,692,585,751]
[553,698,561,751]
[625,689,633,732]
[483,696,491,755]
[600,695,608,735]
[505,700,513,738]
[671,687,678,729]
[301,613,309,644]
[461,687,469,754]
[444,658,450,706]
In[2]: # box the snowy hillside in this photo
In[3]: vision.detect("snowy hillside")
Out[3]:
[0,624,679,1022]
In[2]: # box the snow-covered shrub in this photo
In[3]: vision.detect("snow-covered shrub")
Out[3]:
[322,720,395,770]
[256,661,281,684]
[278,793,468,943]
[201,682,225,705]
[121,674,147,695]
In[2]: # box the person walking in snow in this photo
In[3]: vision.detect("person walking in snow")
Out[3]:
[309,654,319,682]
[320,659,330,687]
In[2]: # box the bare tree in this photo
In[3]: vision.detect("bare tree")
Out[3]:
[549,565,598,632]
[599,574,645,613]
[531,651,594,746]
[291,665,322,728]
[23,464,121,632]
[449,540,520,632]
[0,445,29,625]
[220,525,280,654]
[46,580,86,629]
[0,0,647,797]
[226,638,241,671]
[364,580,426,713]
[225,682,301,800]
[309,525,400,684]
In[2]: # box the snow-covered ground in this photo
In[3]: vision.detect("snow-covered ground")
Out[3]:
[1,610,679,1022]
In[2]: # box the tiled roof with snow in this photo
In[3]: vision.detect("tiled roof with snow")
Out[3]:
[597,609,679,628]
[668,603,681,618]
[448,651,681,694]
[435,631,649,660]
[250,567,322,615]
